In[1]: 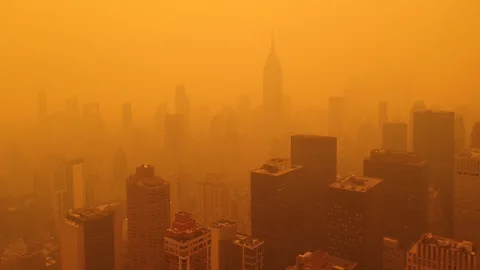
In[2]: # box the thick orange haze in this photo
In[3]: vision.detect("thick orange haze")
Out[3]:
[1,0,479,123]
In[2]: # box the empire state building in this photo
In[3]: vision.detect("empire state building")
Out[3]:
[263,35,283,134]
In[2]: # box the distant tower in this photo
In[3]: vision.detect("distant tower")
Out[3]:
[113,148,128,197]
[38,89,47,122]
[263,32,283,134]
[164,212,211,270]
[122,103,133,130]
[60,208,115,270]
[408,100,426,151]
[471,122,480,148]
[199,174,230,227]
[455,115,466,154]
[175,85,190,131]
[126,165,170,270]
[54,159,85,220]
[378,101,388,130]
[164,114,186,168]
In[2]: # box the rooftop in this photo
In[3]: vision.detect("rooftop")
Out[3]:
[166,212,210,243]
[253,158,301,176]
[210,219,237,229]
[199,173,226,187]
[456,148,480,160]
[65,208,108,224]
[330,175,382,192]
[409,233,475,255]
[291,134,336,141]
[287,251,357,270]
[383,237,400,249]
[367,149,426,165]
[233,234,264,250]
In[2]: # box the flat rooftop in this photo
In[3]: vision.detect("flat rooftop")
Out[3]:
[210,219,236,229]
[366,149,426,166]
[252,158,301,176]
[409,233,475,255]
[330,175,382,192]
[65,208,108,224]
[233,234,264,250]
[291,134,336,141]
[456,148,480,160]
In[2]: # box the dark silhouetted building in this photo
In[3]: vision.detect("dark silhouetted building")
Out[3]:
[164,212,211,270]
[454,149,480,245]
[251,158,304,270]
[326,175,385,270]
[290,135,337,251]
[60,208,115,270]
[263,34,283,134]
[363,149,428,249]
[97,202,126,270]
[409,100,426,151]
[285,250,357,270]
[471,122,480,148]
[382,122,408,152]
[127,165,170,270]
[413,110,455,237]
[406,233,476,269]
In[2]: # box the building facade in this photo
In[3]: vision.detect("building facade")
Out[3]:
[382,237,405,270]
[382,122,408,152]
[199,174,230,227]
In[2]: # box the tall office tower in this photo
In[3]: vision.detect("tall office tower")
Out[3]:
[263,34,283,135]
[199,174,230,227]
[378,101,388,130]
[409,100,426,151]
[382,122,408,152]
[326,175,385,270]
[164,212,211,270]
[113,148,128,198]
[164,114,186,167]
[454,149,480,245]
[60,208,115,270]
[122,103,133,130]
[1,239,46,270]
[406,233,476,269]
[455,115,466,155]
[285,251,358,270]
[98,202,126,270]
[232,234,265,270]
[38,89,47,122]
[413,110,455,236]
[126,165,170,270]
[210,220,238,270]
[290,135,337,251]
[54,159,85,220]
[363,149,428,249]
[382,237,405,270]
[251,158,304,270]
[471,122,480,148]
[328,96,345,138]
[231,190,251,235]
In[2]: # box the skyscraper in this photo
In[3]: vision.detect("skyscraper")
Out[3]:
[413,110,455,236]
[382,122,408,152]
[164,212,211,270]
[174,85,190,132]
[454,149,480,245]
[113,148,128,198]
[199,174,230,227]
[251,158,304,269]
[471,122,480,148]
[409,100,426,151]
[363,149,428,249]
[127,165,170,270]
[406,233,476,269]
[60,208,115,270]
[263,33,283,135]
[290,135,337,251]
[326,175,385,270]
[97,202,126,270]
[232,234,265,270]
[122,103,133,130]
[54,159,85,220]
[378,101,388,131]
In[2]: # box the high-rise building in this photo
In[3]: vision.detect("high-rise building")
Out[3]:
[1,239,46,270]
[363,149,428,249]
[164,212,211,270]
[454,149,480,245]
[251,158,304,270]
[326,175,385,270]
[232,234,264,270]
[199,174,230,227]
[413,110,455,236]
[409,100,427,151]
[60,208,115,270]
[285,251,358,270]
[406,233,476,269]
[471,122,480,148]
[231,190,251,236]
[382,122,408,152]
[113,148,128,198]
[126,165,170,270]
[210,220,265,270]
[382,237,405,270]
[455,115,466,155]
[290,135,337,251]
[54,159,85,221]
[328,97,345,138]
[263,34,283,134]
[97,202,126,270]
[122,103,133,130]
[378,101,388,131]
